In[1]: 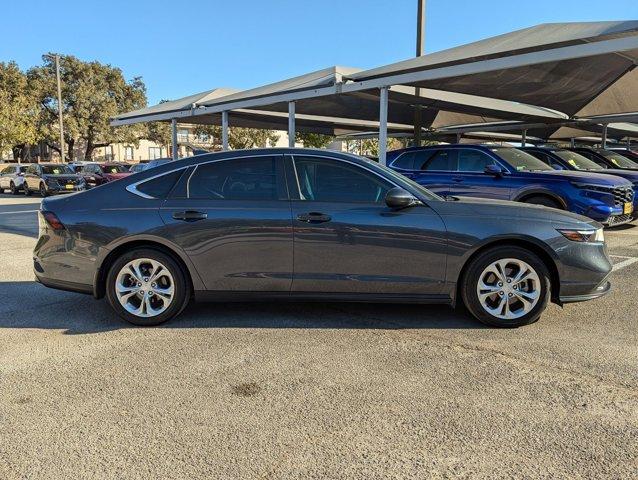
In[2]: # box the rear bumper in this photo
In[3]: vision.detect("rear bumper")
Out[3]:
[35,273,92,295]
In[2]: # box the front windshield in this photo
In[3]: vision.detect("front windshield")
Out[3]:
[598,150,638,169]
[41,165,74,175]
[553,150,603,171]
[102,164,129,173]
[490,147,554,171]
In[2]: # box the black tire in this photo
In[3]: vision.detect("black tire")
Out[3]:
[10,182,19,195]
[39,183,48,197]
[106,248,191,326]
[461,246,551,328]
[522,195,562,209]
[23,183,31,196]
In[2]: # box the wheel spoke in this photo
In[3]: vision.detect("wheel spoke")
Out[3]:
[116,258,175,318]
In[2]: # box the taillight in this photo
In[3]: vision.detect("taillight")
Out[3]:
[41,211,65,231]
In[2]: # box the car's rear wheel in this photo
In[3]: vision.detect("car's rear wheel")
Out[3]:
[461,246,551,327]
[522,195,562,209]
[10,181,19,195]
[23,183,30,196]
[39,183,48,197]
[106,248,191,326]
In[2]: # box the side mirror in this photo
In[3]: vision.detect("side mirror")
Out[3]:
[385,187,419,210]
[484,164,504,176]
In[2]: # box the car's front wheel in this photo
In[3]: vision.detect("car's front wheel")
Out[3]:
[461,246,551,327]
[106,248,191,326]
[10,181,19,195]
[39,183,48,197]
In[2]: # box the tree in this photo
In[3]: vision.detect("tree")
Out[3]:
[27,54,147,161]
[0,62,38,160]
[191,124,280,150]
[145,101,173,151]
[344,137,406,157]
[295,132,334,148]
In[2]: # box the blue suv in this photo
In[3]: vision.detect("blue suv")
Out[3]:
[387,145,636,227]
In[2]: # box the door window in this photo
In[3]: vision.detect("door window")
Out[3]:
[188,156,285,200]
[457,149,498,172]
[419,150,457,171]
[292,156,391,203]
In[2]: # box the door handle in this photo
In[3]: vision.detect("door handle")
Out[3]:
[297,212,332,223]
[172,210,208,222]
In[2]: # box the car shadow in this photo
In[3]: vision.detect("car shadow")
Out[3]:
[0,281,486,334]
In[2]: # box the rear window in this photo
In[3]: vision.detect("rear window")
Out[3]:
[136,169,184,198]
[598,151,638,169]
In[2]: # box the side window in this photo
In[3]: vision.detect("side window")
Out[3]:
[26,165,35,175]
[293,156,391,203]
[420,150,456,171]
[391,152,417,170]
[188,156,284,201]
[457,149,497,172]
[136,169,184,199]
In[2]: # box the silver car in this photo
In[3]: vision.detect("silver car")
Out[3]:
[0,164,27,194]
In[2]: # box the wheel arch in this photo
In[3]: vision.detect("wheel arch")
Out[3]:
[453,237,561,307]
[513,188,567,209]
[93,237,203,299]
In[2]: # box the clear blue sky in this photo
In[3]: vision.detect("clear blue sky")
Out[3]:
[2,0,637,105]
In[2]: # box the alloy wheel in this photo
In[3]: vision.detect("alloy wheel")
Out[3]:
[476,258,541,320]
[115,258,175,318]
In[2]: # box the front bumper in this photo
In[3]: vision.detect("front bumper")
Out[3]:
[559,280,611,304]
[44,184,85,194]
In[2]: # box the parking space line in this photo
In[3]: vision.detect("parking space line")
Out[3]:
[0,210,39,215]
[611,256,638,272]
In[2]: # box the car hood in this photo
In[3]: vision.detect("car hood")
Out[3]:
[103,172,131,180]
[594,169,638,184]
[529,169,632,186]
[437,196,600,229]
[42,174,81,181]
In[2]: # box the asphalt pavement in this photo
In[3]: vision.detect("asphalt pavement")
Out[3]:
[0,194,636,479]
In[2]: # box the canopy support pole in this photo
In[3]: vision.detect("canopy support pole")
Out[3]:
[601,123,608,149]
[378,86,389,166]
[171,119,178,160]
[521,129,527,147]
[288,101,296,148]
[222,111,229,151]
[570,138,575,148]
[627,138,631,149]
[456,133,462,144]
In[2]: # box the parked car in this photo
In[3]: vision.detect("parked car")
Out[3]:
[569,147,638,171]
[23,163,85,197]
[129,163,148,174]
[0,164,27,194]
[608,148,638,163]
[521,146,638,222]
[68,161,92,173]
[387,144,635,227]
[78,162,132,188]
[34,148,611,328]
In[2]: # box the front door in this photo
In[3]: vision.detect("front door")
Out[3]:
[159,154,294,292]
[287,155,447,296]
[448,148,511,200]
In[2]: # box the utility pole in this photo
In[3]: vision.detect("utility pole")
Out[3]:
[54,55,65,162]
[414,0,425,146]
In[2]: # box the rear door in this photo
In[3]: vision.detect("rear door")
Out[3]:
[159,155,294,292]
[449,148,511,200]
[287,154,447,296]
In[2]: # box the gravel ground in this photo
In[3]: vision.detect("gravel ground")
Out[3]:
[0,194,636,479]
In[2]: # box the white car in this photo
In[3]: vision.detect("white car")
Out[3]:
[0,164,27,194]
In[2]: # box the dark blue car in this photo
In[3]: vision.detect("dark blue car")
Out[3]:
[387,145,636,227]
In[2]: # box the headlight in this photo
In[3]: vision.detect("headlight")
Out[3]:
[557,228,604,243]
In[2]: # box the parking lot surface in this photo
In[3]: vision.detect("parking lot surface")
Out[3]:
[0,194,636,479]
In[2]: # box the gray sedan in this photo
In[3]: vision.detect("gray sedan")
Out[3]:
[33,148,612,327]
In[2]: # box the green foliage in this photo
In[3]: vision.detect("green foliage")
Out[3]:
[192,124,280,150]
[0,62,38,156]
[294,132,334,148]
[27,53,147,160]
